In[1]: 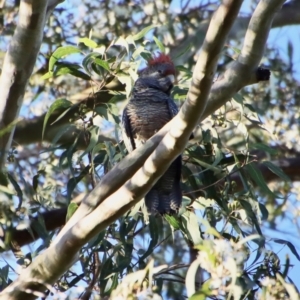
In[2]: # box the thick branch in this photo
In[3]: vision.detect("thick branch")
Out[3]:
[172,0,299,64]
[0,1,49,168]
[13,82,122,147]
[200,0,283,120]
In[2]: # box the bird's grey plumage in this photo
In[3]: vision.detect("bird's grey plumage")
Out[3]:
[121,55,182,214]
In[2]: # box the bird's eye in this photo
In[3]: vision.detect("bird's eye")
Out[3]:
[157,69,162,74]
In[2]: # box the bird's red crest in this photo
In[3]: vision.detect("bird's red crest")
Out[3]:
[147,53,174,66]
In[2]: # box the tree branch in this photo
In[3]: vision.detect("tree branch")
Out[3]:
[13,81,122,148]
[0,0,48,168]
[0,0,65,168]
[0,194,84,251]
[171,0,299,64]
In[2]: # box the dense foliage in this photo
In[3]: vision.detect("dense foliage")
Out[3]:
[0,1,300,299]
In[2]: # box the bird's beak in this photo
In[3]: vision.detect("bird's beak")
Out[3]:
[167,74,175,84]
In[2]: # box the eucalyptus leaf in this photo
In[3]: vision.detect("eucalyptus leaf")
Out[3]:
[49,46,81,72]
[42,99,72,140]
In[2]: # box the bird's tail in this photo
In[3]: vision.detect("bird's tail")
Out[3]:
[145,155,182,214]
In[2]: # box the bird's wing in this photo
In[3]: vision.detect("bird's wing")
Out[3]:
[121,107,136,152]
[166,98,179,118]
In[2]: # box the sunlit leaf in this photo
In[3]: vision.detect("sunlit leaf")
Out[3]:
[181,211,202,245]
[66,203,79,222]
[153,36,165,53]
[164,215,180,231]
[131,24,158,41]
[277,273,299,300]
[49,46,81,72]
[186,259,199,297]
[94,58,110,71]
[115,36,129,53]
[78,37,98,49]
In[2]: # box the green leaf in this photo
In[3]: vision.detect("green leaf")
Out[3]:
[0,265,9,281]
[7,173,22,205]
[181,211,202,245]
[132,46,150,59]
[115,36,129,53]
[55,65,91,80]
[175,65,193,77]
[104,141,116,166]
[187,268,213,299]
[227,44,241,55]
[164,214,181,230]
[263,161,290,182]
[251,238,265,266]
[69,273,85,287]
[149,215,159,244]
[49,46,81,72]
[131,24,158,41]
[239,200,262,235]
[273,239,300,261]
[95,106,108,120]
[51,125,72,145]
[67,171,87,201]
[99,258,114,293]
[94,58,110,71]
[181,165,202,195]
[250,143,278,155]
[42,71,53,80]
[232,93,244,105]
[186,259,199,297]
[32,214,49,242]
[138,217,158,263]
[0,185,15,195]
[32,174,39,192]
[244,103,257,112]
[245,162,277,197]
[276,274,299,300]
[78,37,98,48]
[82,53,110,75]
[87,230,105,248]
[258,202,269,221]
[153,36,165,53]
[78,126,99,160]
[174,42,192,59]
[42,99,72,140]
[66,203,79,222]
